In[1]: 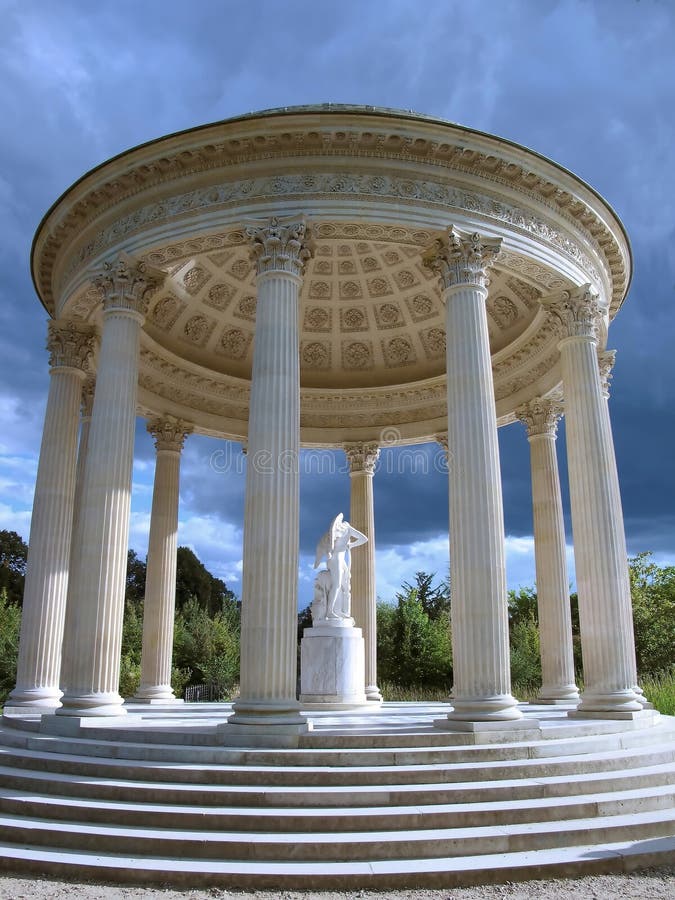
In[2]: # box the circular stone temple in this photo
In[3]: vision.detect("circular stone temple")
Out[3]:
[12,105,644,732]
[5,103,675,890]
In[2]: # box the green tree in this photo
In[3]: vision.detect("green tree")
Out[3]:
[399,571,451,620]
[377,585,452,689]
[176,546,237,616]
[0,530,28,606]
[173,596,240,696]
[125,549,147,608]
[0,588,21,703]
[628,552,675,675]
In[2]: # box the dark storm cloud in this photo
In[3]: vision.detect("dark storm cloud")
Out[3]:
[0,0,673,571]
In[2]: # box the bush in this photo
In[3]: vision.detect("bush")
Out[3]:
[0,589,21,703]
[509,616,542,691]
[377,588,452,690]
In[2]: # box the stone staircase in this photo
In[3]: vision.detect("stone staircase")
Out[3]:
[0,703,673,889]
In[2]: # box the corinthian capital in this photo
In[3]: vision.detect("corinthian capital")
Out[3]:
[344,442,380,475]
[93,256,161,317]
[47,320,97,373]
[147,417,193,453]
[541,284,605,341]
[598,349,617,399]
[245,215,314,278]
[516,397,563,439]
[422,227,502,293]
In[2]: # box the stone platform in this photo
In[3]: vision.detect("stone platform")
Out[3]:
[0,701,674,889]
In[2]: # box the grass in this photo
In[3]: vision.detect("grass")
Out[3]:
[380,670,675,716]
[641,668,675,716]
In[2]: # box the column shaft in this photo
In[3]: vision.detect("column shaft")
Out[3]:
[518,400,578,703]
[229,217,311,731]
[134,420,189,702]
[59,259,158,716]
[9,323,94,707]
[424,228,521,725]
[544,286,641,717]
[346,444,381,702]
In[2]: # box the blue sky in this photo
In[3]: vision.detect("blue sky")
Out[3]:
[1,0,673,610]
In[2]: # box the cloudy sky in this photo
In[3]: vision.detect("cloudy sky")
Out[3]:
[1,0,673,610]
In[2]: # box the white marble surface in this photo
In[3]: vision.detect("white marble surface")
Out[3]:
[300,625,367,705]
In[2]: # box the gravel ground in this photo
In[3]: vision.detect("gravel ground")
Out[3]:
[0,868,674,900]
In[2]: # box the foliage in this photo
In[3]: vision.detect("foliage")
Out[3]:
[172,596,240,696]
[641,667,675,716]
[125,550,147,608]
[0,589,21,703]
[509,616,542,690]
[628,553,675,676]
[0,530,28,606]
[399,571,451,621]
[175,546,237,617]
[377,576,452,689]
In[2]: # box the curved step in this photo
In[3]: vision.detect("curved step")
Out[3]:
[0,706,673,888]
[0,835,673,889]
[0,808,674,861]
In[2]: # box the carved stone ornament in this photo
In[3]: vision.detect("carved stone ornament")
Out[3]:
[93,256,161,317]
[516,397,563,439]
[46,320,97,373]
[147,416,193,452]
[541,284,605,341]
[245,216,314,278]
[598,349,617,398]
[344,442,380,475]
[422,226,502,293]
[435,432,450,460]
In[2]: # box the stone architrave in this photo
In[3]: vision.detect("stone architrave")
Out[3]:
[8,321,96,709]
[58,258,160,717]
[516,398,579,704]
[132,417,191,703]
[344,442,382,702]
[542,287,643,718]
[424,227,523,728]
[228,216,313,736]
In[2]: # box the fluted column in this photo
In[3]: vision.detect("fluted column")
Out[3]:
[597,350,651,710]
[228,216,313,733]
[9,321,96,708]
[516,398,578,703]
[345,442,381,702]
[424,227,522,725]
[542,286,642,718]
[132,418,191,703]
[58,258,160,717]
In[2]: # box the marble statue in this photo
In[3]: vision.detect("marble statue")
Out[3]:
[312,513,367,623]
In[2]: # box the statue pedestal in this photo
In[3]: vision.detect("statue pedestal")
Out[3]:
[300,623,368,708]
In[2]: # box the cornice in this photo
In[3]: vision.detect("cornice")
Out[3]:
[32,110,630,320]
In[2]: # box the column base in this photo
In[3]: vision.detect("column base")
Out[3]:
[6,686,62,710]
[56,691,127,717]
[446,693,524,722]
[126,697,184,705]
[129,685,178,703]
[227,698,310,729]
[634,686,655,710]
[365,685,383,703]
[569,688,647,719]
[221,700,311,747]
[537,684,580,704]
